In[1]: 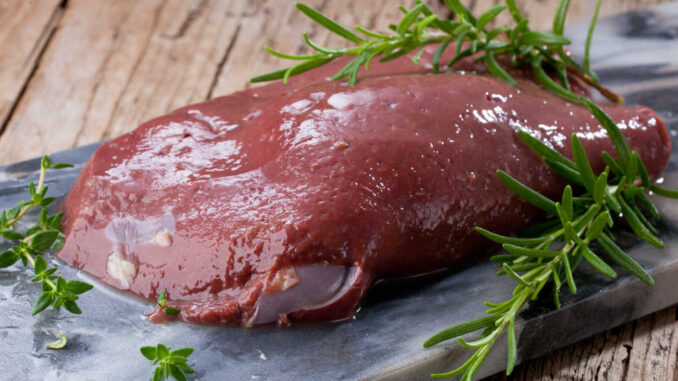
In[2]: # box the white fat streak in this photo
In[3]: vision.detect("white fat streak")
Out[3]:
[154,231,172,247]
[107,251,135,289]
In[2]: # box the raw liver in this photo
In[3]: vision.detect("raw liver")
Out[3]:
[58,53,670,325]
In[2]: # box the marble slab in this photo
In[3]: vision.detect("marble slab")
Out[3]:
[1,3,678,380]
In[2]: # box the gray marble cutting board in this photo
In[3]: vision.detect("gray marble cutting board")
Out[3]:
[1,4,678,380]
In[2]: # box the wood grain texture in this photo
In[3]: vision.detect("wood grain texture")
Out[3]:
[487,306,678,381]
[0,0,62,134]
[0,0,676,379]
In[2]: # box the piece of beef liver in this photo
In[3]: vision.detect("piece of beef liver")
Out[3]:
[58,53,670,326]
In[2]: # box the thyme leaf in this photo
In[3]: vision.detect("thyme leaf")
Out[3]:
[157,289,180,315]
[46,333,68,350]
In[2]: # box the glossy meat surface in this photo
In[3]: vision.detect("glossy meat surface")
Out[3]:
[58,54,670,325]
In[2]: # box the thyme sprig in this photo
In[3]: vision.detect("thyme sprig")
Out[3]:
[0,156,92,315]
[141,343,195,381]
[253,0,678,379]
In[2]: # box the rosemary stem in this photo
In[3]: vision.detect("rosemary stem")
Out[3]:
[565,65,625,104]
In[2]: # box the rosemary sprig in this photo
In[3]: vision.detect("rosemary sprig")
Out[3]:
[0,156,93,315]
[253,1,678,379]
[141,343,195,381]
[422,129,666,379]
[250,0,617,102]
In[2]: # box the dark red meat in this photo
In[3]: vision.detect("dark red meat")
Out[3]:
[58,51,670,326]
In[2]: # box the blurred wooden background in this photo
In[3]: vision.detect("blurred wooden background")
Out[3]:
[0,0,676,379]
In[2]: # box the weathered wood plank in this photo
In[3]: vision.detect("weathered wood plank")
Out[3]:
[0,0,62,133]
[101,0,246,139]
[491,306,678,380]
[0,0,246,164]
[208,0,324,96]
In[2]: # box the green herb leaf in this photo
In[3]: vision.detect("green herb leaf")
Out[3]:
[141,346,158,361]
[552,0,571,35]
[503,244,561,258]
[157,344,170,359]
[142,344,195,381]
[497,170,557,215]
[580,99,631,168]
[504,0,524,22]
[32,292,53,316]
[0,250,19,268]
[63,300,82,315]
[584,0,603,71]
[581,245,616,278]
[476,4,507,31]
[485,51,517,86]
[506,317,516,375]
[586,212,611,242]
[66,280,94,295]
[562,252,577,294]
[562,185,573,220]
[597,233,654,286]
[169,365,188,381]
[46,333,68,350]
[618,196,664,248]
[516,131,576,170]
[295,3,364,44]
[650,184,678,199]
[475,227,545,246]
[593,170,608,204]
[423,315,496,348]
[263,46,323,61]
[171,348,194,358]
[30,230,59,252]
[250,58,334,83]
[1,228,24,241]
[397,3,426,35]
[519,31,571,46]
[571,134,596,192]
[432,37,454,72]
[443,0,475,24]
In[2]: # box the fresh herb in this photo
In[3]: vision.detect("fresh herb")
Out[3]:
[250,0,618,102]
[141,343,195,381]
[157,289,180,315]
[0,156,93,315]
[253,1,678,379]
[46,333,68,349]
[421,128,675,379]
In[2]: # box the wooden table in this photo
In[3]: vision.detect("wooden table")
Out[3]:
[0,1,675,379]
